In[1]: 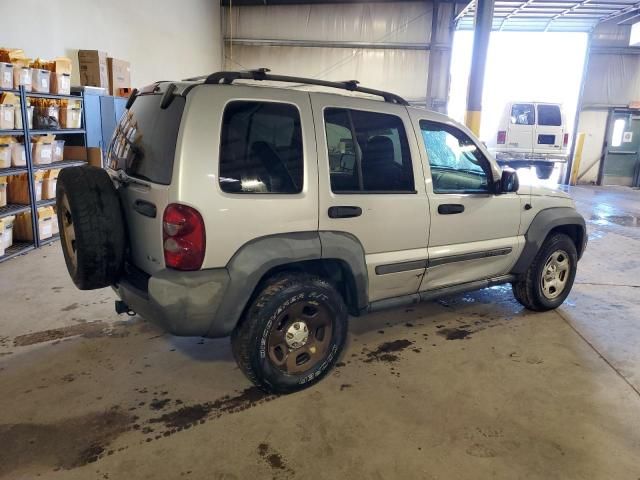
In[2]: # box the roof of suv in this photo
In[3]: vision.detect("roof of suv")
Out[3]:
[137,69,455,127]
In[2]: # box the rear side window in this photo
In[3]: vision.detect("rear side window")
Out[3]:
[108,93,185,185]
[510,104,534,125]
[219,101,303,194]
[537,105,562,126]
[324,108,414,193]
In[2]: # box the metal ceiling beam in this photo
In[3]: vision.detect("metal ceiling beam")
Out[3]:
[498,0,537,29]
[543,0,594,30]
[597,0,640,22]
[455,0,476,22]
[618,9,640,21]
[223,38,435,50]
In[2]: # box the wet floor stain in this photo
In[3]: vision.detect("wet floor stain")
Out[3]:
[149,398,171,411]
[590,213,640,227]
[0,408,134,477]
[437,328,473,340]
[363,339,414,363]
[13,321,109,347]
[148,387,275,433]
[257,443,295,478]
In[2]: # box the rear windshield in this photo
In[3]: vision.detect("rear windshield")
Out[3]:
[511,104,534,125]
[537,105,562,126]
[108,93,185,185]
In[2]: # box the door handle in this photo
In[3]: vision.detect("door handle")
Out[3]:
[438,204,465,215]
[328,206,362,219]
[133,199,157,218]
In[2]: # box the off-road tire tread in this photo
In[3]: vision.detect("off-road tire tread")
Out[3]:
[56,166,125,290]
[231,272,347,394]
[512,232,576,311]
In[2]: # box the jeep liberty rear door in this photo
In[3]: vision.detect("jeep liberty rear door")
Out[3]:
[311,94,430,303]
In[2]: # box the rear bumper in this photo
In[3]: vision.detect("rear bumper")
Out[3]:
[113,266,231,337]
[493,151,568,164]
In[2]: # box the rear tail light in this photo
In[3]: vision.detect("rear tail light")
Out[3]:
[563,133,569,147]
[497,131,506,144]
[163,203,206,271]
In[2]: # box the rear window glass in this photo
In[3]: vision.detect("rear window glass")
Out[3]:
[219,101,303,194]
[108,93,185,185]
[537,105,562,126]
[510,104,534,125]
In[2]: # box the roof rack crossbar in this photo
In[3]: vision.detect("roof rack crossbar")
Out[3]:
[203,69,409,106]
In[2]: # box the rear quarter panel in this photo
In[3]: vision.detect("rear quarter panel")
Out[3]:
[173,85,319,268]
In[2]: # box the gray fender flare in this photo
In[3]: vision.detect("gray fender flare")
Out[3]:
[207,231,368,337]
[511,207,587,275]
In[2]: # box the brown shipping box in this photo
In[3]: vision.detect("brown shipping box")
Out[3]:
[64,146,103,168]
[78,50,110,90]
[107,58,131,96]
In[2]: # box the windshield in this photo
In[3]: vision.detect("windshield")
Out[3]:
[108,93,185,185]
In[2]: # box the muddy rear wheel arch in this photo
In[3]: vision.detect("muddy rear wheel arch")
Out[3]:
[207,232,368,337]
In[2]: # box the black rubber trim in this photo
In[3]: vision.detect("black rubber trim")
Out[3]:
[375,260,428,275]
[428,247,513,268]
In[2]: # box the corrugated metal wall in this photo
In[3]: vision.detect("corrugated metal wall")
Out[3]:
[222,2,453,106]
[576,21,640,183]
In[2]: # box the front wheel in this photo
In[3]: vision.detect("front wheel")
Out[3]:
[512,233,577,311]
[231,273,348,394]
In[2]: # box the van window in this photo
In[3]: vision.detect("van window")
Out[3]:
[108,93,185,185]
[537,105,562,126]
[219,101,303,194]
[420,121,490,194]
[511,104,534,126]
[324,108,414,193]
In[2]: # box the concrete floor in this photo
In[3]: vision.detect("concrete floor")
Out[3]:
[1,184,639,480]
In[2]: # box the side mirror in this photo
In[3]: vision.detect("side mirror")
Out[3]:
[500,168,519,193]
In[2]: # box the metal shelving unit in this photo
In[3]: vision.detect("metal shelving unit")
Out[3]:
[0,85,88,263]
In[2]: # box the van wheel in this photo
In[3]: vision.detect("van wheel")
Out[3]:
[56,166,126,290]
[512,233,577,311]
[231,273,348,394]
[535,164,555,179]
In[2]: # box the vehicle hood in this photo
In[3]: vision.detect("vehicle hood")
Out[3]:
[515,175,571,199]
[528,184,571,199]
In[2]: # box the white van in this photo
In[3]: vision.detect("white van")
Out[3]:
[487,102,568,179]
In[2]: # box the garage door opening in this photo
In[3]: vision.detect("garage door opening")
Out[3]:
[449,31,589,147]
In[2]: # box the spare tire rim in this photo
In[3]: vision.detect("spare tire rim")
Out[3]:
[267,300,333,375]
[540,249,570,300]
[60,193,77,272]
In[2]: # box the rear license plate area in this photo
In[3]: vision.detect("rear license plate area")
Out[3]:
[537,134,555,145]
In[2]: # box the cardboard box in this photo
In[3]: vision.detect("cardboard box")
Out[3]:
[78,50,109,90]
[107,57,131,96]
[7,172,44,204]
[63,146,103,168]
[14,206,54,242]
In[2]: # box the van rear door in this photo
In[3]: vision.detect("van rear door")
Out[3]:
[506,103,534,154]
[534,104,564,155]
[107,85,186,275]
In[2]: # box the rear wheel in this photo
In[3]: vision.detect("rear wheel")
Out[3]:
[56,166,126,290]
[231,273,348,394]
[512,233,577,311]
[535,164,555,179]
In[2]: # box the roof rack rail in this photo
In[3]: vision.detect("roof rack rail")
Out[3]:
[202,68,409,106]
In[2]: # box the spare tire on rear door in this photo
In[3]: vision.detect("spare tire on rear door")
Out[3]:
[56,165,126,290]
